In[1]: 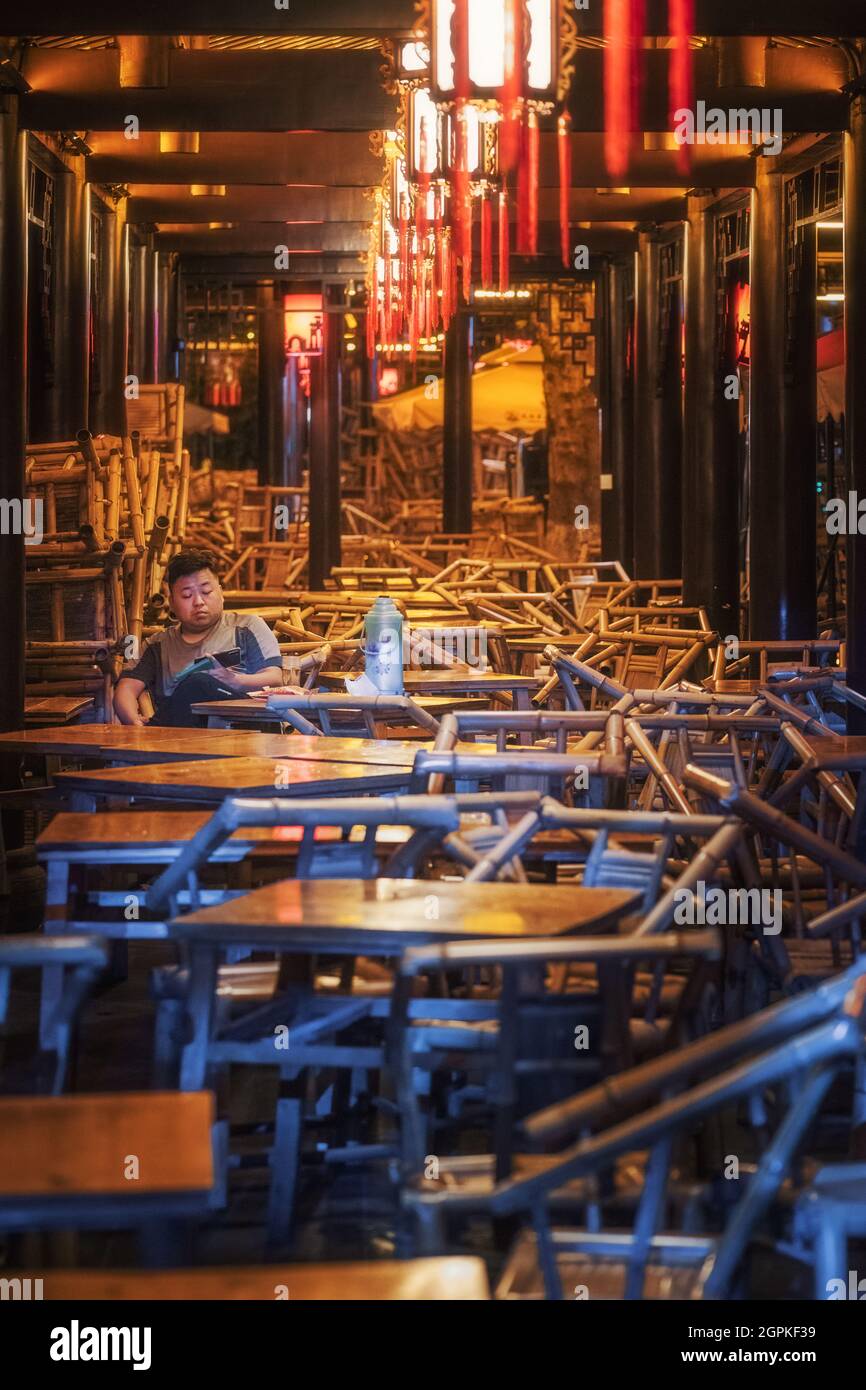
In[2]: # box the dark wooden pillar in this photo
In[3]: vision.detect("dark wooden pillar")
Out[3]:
[285,354,305,488]
[308,283,342,587]
[845,87,866,725]
[749,157,817,640]
[103,205,128,436]
[600,257,634,573]
[634,232,682,579]
[0,97,27,734]
[443,305,473,534]
[142,233,159,385]
[55,165,91,435]
[257,281,287,488]
[683,194,740,636]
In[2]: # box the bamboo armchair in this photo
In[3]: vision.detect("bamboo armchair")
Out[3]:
[400,957,866,1299]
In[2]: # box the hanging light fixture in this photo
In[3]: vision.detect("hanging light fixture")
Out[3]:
[364,5,577,359]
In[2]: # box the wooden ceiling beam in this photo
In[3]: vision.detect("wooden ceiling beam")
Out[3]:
[3,0,866,36]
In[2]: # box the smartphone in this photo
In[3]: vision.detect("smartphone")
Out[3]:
[211,647,242,669]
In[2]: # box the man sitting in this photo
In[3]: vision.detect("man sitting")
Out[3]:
[114,548,284,728]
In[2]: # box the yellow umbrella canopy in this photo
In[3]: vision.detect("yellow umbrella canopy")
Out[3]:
[372,342,546,433]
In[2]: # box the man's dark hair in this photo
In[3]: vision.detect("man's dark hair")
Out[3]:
[166,549,221,589]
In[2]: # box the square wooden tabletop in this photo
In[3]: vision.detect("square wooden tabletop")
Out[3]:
[53,757,413,804]
[171,878,640,952]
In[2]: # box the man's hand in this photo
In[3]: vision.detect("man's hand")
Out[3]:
[209,661,245,691]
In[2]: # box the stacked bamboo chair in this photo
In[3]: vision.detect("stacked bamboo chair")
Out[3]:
[25,430,191,719]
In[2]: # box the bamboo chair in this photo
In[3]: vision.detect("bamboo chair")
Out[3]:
[265,690,441,738]
[683,764,866,974]
[144,793,535,918]
[0,935,108,1095]
[401,958,866,1299]
[387,931,722,1217]
[409,748,628,806]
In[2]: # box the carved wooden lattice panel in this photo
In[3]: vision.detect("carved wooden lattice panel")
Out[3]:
[531,281,596,383]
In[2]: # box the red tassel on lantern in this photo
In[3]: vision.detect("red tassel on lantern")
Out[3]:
[604,0,632,178]
[669,0,693,174]
[441,231,453,330]
[527,109,539,256]
[383,247,393,343]
[516,114,530,254]
[398,194,410,327]
[452,104,472,292]
[499,0,525,174]
[558,113,572,269]
[367,255,378,358]
[631,0,645,143]
[499,188,510,293]
[481,189,493,289]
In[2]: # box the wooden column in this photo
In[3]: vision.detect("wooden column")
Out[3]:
[142,233,159,384]
[749,157,817,640]
[634,232,683,579]
[682,195,740,636]
[0,97,27,733]
[845,85,866,725]
[285,354,305,488]
[106,206,129,435]
[257,281,287,488]
[308,283,342,586]
[443,305,473,535]
[600,257,635,573]
[55,164,91,435]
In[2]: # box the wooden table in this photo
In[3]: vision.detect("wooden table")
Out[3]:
[53,757,414,809]
[192,694,489,727]
[173,878,638,956]
[318,669,542,709]
[24,696,94,726]
[23,1256,490,1301]
[0,1091,216,1239]
[0,725,430,768]
[172,879,638,1234]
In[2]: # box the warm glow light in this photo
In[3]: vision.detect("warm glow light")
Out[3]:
[411,87,441,177]
[400,40,430,74]
[284,293,324,356]
[431,0,557,101]
[526,0,554,90]
[817,293,845,302]
[469,0,506,90]
[817,221,843,230]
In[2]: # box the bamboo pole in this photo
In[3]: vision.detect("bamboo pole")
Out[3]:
[106,450,121,541]
[128,555,147,645]
[175,448,191,542]
[122,439,146,553]
[143,449,161,537]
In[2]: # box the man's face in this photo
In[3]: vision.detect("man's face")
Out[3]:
[170,568,224,632]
